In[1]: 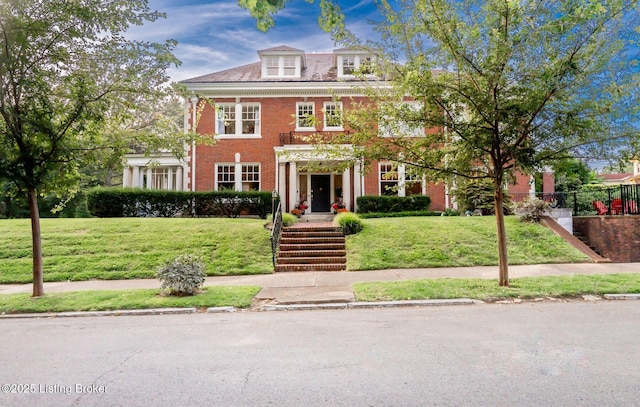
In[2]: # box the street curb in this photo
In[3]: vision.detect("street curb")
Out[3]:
[0,307,197,319]
[206,306,237,313]
[603,294,640,300]
[258,298,480,311]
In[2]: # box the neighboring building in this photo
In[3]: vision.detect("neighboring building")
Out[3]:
[126,45,536,212]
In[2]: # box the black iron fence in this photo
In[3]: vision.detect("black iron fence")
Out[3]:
[511,184,640,216]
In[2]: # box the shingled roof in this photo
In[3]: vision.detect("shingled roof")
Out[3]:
[181,53,337,84]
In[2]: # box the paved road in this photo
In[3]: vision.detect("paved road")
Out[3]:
[1,301,639,406]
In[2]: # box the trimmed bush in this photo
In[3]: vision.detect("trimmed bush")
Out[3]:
[334,212,364,235]
[156,254,206,296]
[359,210,442,218]
[356,195,431,214]
[86,188,272,218]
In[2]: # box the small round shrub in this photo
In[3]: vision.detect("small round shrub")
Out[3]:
[334,212,364,235]
[511,197,550,223]
[281,212,298,227]
[157,254,206,296]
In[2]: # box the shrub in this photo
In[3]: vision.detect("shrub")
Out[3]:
[359,210,442,218]
[156,254,206,296]
[451,179,512,215]
[281,212,298,227]
[356,195,431,214]
[334,212,364,235]
[512,197,549,223]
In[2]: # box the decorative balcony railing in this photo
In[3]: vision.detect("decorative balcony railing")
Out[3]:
[279,130,350,146]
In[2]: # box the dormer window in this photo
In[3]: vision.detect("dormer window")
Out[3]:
[342,56,355,75]
[259,46,306,78]
[336,53,376,78]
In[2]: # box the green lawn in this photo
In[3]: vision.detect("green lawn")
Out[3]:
[0,286,261,313]
[0,218,273,283]
[353,274,640,302]
[0,216,589,284]
[346,216,589,270]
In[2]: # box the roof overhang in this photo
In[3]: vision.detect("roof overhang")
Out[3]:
[182,80,391,98]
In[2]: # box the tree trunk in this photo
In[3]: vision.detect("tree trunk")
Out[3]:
[494,180,509,287]
[28,187,44,297]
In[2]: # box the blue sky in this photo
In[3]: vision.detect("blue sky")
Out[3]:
[127,0,379,82]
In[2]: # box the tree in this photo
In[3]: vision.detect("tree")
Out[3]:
[0,0,179,296]
[242,0,640,286]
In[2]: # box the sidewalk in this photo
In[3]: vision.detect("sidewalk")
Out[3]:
[2,262,639,305]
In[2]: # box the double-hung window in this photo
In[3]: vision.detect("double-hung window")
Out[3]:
[342,56,356,75]
[241,164,260,191]
[216,103,260,137]
[266,57,279,76]
[216,165,235,191]
[323,102,343,130]
[379,101,424,138]
[379,163,399,196]
[283,57,296,76]
[296,102,315,130]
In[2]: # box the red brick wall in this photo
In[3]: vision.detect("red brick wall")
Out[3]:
[542,171,555,194]
[573,216,640,262]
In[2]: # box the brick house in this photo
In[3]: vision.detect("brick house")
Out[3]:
[123,45,538,213]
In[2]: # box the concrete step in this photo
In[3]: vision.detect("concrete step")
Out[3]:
[275,263,346,272]
[282,231,344,238]
[278,250,347,257]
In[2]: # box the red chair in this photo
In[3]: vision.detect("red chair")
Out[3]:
[611,198,622,215]
[592,201,608,215]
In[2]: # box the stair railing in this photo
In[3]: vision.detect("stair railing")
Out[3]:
[270,201,284,269]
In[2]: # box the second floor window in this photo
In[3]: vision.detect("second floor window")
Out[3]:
[296,102,315,130]
[216,103,260,137]
[323,102,343,130]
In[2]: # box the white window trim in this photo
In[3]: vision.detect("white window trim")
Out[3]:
[215,103,262,139]
[379,101,424,138]
[215,162,261,191]
[379,162,425,197]
[323,101,343,131]
[261,55,301,78]
[337,55,377,78]
[295,102,316,131]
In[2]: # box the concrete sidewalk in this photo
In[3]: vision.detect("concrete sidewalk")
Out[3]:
[1,262,639,305]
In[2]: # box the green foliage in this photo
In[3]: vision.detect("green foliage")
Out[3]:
[451,179,511,215]
[157,254,206,296]
[334,212,364,235]
[86,188,273,218]
[281,212,298,227]
[356,195,431,214]
[512,197,549,223]
[553,159,601,193]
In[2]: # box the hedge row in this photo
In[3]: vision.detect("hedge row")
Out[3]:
[86,188,273,218]
[356,195,431,214]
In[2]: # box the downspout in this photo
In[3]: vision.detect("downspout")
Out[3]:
[190,97,198,191]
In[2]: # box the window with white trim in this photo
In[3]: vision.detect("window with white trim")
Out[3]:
[266,57,279,76]
[323,102,343,130]
[379,163,399,196]
[296,102,315,130]
[216,164,235,191]
[283,57,296,76]
[241,164,260,191]
[216,103,260,137]
[379,101,424,138]
[338,54,377,77]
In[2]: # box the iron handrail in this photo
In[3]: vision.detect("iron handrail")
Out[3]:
[270,201,283,269]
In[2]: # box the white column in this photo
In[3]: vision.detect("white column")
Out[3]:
[529,175,536,197]
[123,167,130,188]
[342,167,351,211]
[278,162,286,199]
[132,167,140,188]
[168,167,174,190]
[146,168,152,189]
[353,161,362,212]
[176,166,184,191]
[288,161,297,211]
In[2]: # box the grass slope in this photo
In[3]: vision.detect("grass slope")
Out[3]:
[346,216,589,270]
[0,218,273,283]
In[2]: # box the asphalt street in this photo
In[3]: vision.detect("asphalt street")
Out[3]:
[1,301,639,406]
